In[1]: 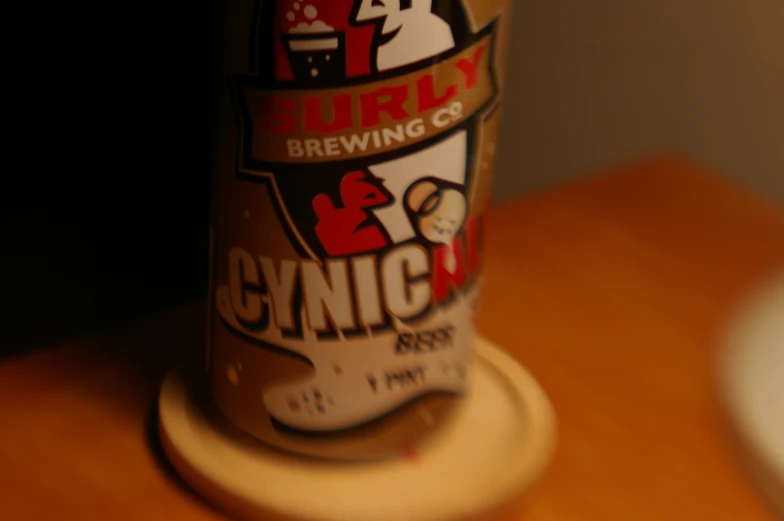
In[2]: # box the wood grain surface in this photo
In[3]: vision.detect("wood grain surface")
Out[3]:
[2,157,783,521]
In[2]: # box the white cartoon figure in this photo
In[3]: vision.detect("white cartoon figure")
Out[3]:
[353,0,455,71]
[406,180,467,273]
[368,130,467,244]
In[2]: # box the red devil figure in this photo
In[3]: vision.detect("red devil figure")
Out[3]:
[313,171,392,256]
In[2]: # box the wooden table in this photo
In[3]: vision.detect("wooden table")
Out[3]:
[2,158,782,521]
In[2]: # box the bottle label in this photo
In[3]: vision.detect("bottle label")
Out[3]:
[213,0,502,434]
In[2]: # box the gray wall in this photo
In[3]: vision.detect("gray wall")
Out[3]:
[493,0,784,206]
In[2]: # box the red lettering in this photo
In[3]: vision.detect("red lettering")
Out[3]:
[432,238,467,304]
[360,85,409,127]
[456,45,487,90]
[258,96,297,134]
[417,74,458,112]
[303,94,353,133]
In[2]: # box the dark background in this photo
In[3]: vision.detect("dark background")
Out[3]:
[1,0,225,357]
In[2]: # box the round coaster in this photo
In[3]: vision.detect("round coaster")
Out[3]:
[720,274,784,517]
[159,337,557,521]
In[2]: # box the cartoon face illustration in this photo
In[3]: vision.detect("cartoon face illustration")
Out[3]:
[352,0,455,71]
[312,170,393,257]
[406,180,467,245]
[353,0,415,34]
[340,170,391,208]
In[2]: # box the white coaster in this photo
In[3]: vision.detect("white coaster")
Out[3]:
[159,337,557,521]
[720,274,784,517]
